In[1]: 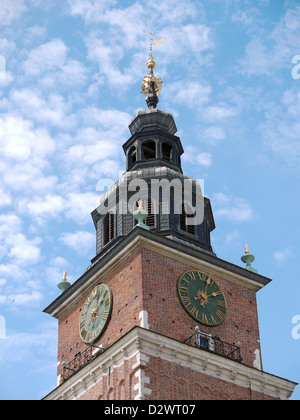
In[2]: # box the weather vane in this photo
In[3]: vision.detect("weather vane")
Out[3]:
[141,32,164,108]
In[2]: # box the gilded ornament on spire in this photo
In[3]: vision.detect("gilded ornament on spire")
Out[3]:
[141,32,164,108]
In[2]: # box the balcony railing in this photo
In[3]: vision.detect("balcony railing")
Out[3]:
[62,345,105,383]
[184,330,242,363]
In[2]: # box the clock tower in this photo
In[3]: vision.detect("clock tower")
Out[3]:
[43,43,297,401]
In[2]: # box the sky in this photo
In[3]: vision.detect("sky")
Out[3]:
[0,0,299,400]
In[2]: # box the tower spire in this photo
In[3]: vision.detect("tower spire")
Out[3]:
[141,32,163,109]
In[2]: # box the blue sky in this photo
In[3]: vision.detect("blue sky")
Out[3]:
[0,0,299,400]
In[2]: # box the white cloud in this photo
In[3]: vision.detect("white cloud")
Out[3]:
[202,126,226,144]
[8,234,41,265]
[0,0,27,27]
[44,256,70,287]
[0,114,58,194]
[273,248,294,264]
[23,194,65,219]
[23,39,67,76]
[80,1,213,92]
[66,192,99,224]
[69,0,200,29]
[22,192,99,225]
[22,38,87,88]
[225,229,241,245]
[0,37,16,55]
[166,81,211,109]
[68,0,116,21]
[0,323,57,365]
[196,152,213,168]
[10,89,74,128]
[204,104,238,122]
[3,163,57,193]
[213,192,254,223]
[0,115,55,161]
[182,146,213,168]
[0,214,42,266]
[8,291,43,306]
[68,138,119,165]
[238,6,300,76]
[86,36,141,91]
[64,108,130,176]
[0,187,11,207]
[60,230,95,255]
[259,89,300,166]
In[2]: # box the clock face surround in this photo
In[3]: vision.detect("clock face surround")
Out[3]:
[79,284,113,344]
[177,270,227,326]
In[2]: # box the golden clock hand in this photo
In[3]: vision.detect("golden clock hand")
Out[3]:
[204,277,211,294]
[206,291,222,298]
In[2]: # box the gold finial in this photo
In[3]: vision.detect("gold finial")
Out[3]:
[245,245,250,254]
[141,32,164,103]
[62,271,67,281]
[137,199,143,211]
[147,32,156,70]
[147,33,165,69]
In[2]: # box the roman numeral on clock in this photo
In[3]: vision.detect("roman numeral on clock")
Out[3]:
[102,310,109,320]
[216,309,225,321]
[218,300,226,308]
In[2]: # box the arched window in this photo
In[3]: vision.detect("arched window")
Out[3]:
[162,143,173,162]
[128,146,136,167]
[104,213,115,245]
[142,140,156,160]
[180,203,195,235]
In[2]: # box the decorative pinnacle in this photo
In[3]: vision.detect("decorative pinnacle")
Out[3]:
[141,32,164,109]
[241,245,258,273]
[57,271,71,293]
[134,199,150,230]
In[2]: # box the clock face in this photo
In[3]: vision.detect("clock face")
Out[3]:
[79,284,113,344]
[177,270,227,326]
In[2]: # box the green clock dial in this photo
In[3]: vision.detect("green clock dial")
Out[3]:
[177,270,227,326]
[79,284,113,344]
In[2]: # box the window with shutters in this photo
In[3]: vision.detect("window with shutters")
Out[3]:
[180,203,195,235]
[145,199,156,228]
[104,213,115,245]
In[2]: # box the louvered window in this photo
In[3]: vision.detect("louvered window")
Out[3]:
[180,204,195,235]
[104,213,115,245]
[145,199,155,228]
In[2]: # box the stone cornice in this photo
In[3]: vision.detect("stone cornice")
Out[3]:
[43,327,297,400]
[43,227,272,319]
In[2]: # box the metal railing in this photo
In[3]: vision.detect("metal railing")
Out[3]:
[62,345,105,383]
[184,330,242,363]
